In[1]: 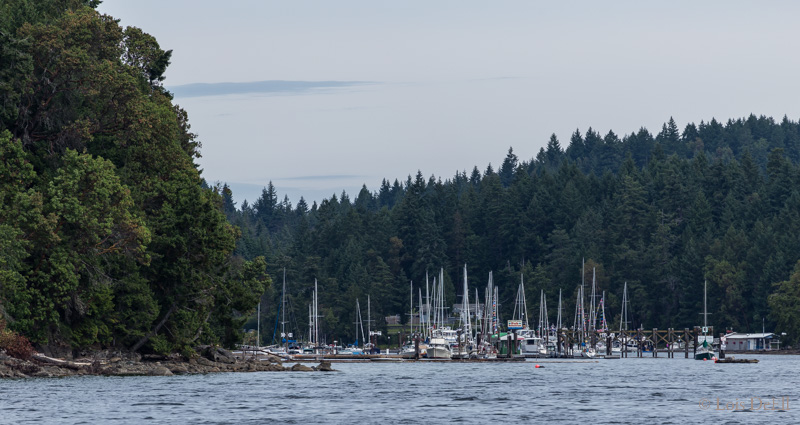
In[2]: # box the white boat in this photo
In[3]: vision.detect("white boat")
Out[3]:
[426,337,452,359]
[338,346,364,355]
[520,333,543,355]
[400,341,422,359]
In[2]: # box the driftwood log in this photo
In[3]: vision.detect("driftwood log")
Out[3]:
[32,354,92,370]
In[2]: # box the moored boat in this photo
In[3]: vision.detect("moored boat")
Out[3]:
[695,280,716,361]
[426,337,452,359]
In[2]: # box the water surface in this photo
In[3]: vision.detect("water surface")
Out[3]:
[1,355,797,424]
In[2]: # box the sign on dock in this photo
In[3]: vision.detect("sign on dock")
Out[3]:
[507,320,523,330]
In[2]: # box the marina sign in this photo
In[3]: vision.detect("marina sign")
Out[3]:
[507,320,523,330]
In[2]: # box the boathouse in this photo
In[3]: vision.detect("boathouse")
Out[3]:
[722,332,779,351]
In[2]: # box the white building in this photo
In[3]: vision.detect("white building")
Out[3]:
[722,332,779,351]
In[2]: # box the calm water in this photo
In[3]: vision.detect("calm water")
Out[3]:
[1,355,797,424]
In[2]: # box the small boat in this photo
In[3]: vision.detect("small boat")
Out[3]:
[520,334,543,355]
[338,345,364,356]
[426,337,452,359]
[695,280,716,361]
[400,341,427,359]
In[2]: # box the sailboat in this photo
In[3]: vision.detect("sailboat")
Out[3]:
[340,298,366,355]
[427,269,453,359]
[267,268,290,356]
[514,274,541,356]
[695,280,715,360]
[452,264,475,359]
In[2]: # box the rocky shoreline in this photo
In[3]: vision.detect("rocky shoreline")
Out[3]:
[0,346,334,379]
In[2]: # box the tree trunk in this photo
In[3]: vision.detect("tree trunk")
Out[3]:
[131,303,177,352]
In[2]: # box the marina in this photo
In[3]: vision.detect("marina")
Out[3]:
[248,267,768,365]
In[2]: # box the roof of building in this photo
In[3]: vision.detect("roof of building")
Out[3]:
[723,332,775,340]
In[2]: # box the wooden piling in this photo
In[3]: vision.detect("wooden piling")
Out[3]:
[653,328,658,357]
[666,328,670,358]
[623,329,627,358]
[684,328,689,359]
[557,332,563,358]
[637,328,642,358]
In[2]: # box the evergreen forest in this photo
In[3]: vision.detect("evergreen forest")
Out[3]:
[227,115,800,348]
[2,1,800,356]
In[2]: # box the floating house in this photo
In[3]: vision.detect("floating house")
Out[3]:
[722,332,780,351]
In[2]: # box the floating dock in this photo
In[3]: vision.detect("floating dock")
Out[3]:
[715,357,759,364]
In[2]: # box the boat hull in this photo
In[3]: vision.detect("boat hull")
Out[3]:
[426,346,452,359]
[694,351,715,360]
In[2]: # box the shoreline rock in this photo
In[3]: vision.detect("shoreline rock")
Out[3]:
[0,349,335,379]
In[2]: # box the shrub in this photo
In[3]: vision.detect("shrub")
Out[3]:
[0,319,35,360]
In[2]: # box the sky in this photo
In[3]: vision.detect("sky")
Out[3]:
[97,1,800,207]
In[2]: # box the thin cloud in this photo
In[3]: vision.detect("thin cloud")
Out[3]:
[169,80,375,98]
[278,174,365,181]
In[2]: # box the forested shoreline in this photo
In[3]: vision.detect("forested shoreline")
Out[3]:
[2,1,800,358]
[228,115,800,347]
[0,1,269,356]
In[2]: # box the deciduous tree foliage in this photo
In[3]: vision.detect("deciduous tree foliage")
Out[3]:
[0,3,269,353]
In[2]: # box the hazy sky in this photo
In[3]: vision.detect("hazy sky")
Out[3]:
[98,1,800,206]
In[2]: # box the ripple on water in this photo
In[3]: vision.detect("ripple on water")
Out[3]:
[130,402,185,406]
[3,355,798,423]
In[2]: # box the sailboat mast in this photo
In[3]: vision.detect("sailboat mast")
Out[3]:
[431,277,437,330]
[556,289,562,330]
[463,264,470,337]
[282,268,286,350]
[703,280,708,328]
[474,287,479,340]
[573,288,579,332]
[621,281,629,332]
[542,291,548,343]
[580,286,585,343]
[314,279,319,350]
[425,272,430,338]
[580,259,586,344]
[418,288,423,335]
[439,268,445,330]
[492,286,500,335]
[600,290,606,331]
[409,280,413,336]
[589,267,597,334]
[367,295,372,347]
[521,274,529,329]
[538,290,543,336]
[354,299,358,346]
